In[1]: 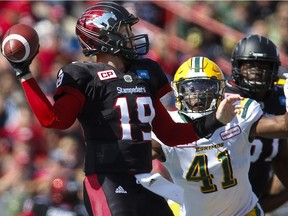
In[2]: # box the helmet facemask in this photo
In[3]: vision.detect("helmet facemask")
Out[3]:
[232,60,278,93]
[174,77,224,119]
[111,24,150,59]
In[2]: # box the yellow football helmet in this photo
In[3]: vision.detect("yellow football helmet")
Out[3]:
[172,56,225,119]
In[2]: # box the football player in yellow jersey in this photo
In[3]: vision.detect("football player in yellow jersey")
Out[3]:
[152,56,288,216]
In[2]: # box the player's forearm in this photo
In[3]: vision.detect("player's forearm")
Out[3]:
[259,190,288,213]
[152,99,199,146]
[20,74,79,129]
[192,112,224,138]
[152,101,224,146]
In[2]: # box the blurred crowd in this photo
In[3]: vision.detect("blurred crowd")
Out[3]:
[0,1,288,215]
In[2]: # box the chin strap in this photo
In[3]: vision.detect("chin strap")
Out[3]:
[179,110,212,121]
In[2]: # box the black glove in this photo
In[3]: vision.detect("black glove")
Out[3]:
[3,45,39,79]
[8,58,33,78]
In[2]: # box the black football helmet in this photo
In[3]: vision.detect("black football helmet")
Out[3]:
[75,2,149,59]
[231,34,280,93]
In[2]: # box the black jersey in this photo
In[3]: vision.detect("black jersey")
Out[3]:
[225,80,286,197]
[54,58,170,174]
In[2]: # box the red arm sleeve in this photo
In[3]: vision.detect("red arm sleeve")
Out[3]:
[21,78,85,129]
[152,99,199,146]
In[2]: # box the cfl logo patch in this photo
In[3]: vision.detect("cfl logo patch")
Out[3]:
[97,70,117,80]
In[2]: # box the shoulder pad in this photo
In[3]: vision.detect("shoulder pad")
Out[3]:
[275,78,285,86]
[237,98,263,121]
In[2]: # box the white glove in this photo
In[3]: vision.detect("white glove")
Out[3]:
[284,73,288,112]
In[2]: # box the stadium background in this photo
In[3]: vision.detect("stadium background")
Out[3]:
[0,1,287,215]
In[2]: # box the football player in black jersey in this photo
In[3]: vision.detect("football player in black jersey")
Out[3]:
[225,34,288,213]
[2,2,243,216]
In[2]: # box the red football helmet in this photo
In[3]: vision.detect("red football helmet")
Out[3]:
[75,2,149,60]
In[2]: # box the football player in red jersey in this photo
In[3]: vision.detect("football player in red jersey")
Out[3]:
[225,34,288,213]
[2,2,242,216]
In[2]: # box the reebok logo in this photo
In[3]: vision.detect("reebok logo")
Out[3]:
[115,186,127,194]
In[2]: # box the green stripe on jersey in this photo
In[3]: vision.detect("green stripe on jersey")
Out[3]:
[241,98,253,119]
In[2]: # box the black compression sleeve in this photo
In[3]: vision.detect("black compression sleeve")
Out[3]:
[192,112,224,138]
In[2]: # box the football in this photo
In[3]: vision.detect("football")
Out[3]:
[1,23,39,63]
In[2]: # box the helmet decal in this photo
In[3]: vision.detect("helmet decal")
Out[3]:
[88,11,117,30]
[75,2,149,59]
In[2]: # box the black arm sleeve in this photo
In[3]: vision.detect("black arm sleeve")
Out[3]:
[191,112,224,138]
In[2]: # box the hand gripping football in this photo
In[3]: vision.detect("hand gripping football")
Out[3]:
[1,23,39,63]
